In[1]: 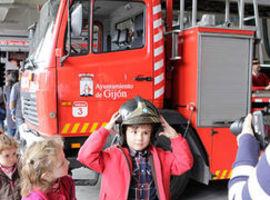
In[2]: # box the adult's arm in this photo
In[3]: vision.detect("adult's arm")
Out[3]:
[9,84,17,110]
[227,134,270,200]
[9,83,18,121]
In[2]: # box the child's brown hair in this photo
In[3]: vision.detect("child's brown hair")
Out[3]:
[0,132,18,153]
[20,136,64,197]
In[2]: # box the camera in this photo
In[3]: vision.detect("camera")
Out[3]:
[230,109,270,149]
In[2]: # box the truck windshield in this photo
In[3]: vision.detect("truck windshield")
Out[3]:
[92,0,145,53]
[28,0,60,67]
[67,0,146,55]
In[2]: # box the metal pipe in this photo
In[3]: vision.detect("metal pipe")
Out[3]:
[238,0,244,29]
[253,0,263,63]
[253,0,260,39]
[225,0,230,24]
[166,0,173,31]
[179,0,185,30]
[191,0,197,27]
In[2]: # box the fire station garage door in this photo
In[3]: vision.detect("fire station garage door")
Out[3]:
[197,33,252,127]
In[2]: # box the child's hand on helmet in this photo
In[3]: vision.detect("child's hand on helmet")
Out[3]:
[159,116,178,138]
[105,111,120,131]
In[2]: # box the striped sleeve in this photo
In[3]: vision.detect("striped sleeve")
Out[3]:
[228,134,270,200]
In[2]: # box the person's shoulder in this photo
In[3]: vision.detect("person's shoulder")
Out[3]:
[260,72,269,78]
[22,191,47,200]
[59,175,74,182]
[151,141,182,155]
[101,145,126,159]
[59,175,75,187]
[14,82,19,88]
[11,82,19,90]
[150,145,169,154]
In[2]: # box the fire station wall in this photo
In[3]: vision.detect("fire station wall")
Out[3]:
[197,33,252,127]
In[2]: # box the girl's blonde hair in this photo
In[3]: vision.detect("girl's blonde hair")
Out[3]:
[0,133,18,153]
[20,136,64,197]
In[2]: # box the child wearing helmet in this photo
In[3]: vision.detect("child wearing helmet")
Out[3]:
[78,96,193,200]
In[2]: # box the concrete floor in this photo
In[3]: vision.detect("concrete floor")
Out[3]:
[72,167,228,200]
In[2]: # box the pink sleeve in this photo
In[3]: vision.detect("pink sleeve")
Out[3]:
[77,127,110,173]
[169,135,193,175]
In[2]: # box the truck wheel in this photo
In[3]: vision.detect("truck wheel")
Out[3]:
[170,171,190,199]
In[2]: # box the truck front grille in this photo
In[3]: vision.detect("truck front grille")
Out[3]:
[21,92,39,126]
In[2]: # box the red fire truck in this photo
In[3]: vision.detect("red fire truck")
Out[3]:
[20,0,270,197]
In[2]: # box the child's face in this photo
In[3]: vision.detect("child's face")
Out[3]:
[0,147,18,167]
[126,124,152,151]
[52,149,69,179]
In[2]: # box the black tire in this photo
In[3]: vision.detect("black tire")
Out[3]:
[170,171,191,200]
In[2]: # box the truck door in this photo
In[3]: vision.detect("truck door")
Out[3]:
[57,0,152,136]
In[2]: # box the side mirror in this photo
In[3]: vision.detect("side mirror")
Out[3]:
[71,3,82,37]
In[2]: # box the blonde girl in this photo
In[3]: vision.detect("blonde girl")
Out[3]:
[20,137,76,200]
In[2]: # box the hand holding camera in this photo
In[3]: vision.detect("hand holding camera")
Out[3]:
[240,113,254,137]
[230,110,270,149]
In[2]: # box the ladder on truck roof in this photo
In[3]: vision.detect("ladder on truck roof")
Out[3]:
[240,0,270,67]
[168,0,268,65]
